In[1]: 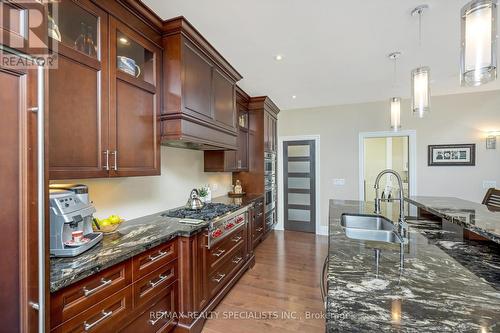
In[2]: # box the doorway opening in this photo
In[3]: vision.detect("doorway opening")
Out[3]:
[359,131,417,203]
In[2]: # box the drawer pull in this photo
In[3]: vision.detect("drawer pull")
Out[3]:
[83,278,112,297]
[232,256,243,264]
[212,249,226,257]
[256,227,263,232]
[148,316,163,326]
[83,310,112,331]
[149,273,169,289]
[231,236,242,243]
[212,273,226,283]
[148,250,167,263]
[257,212,263,217]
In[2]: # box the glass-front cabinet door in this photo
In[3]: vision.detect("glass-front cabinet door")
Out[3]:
[48,0,102,61]
[109,17,161,176]
[48,0,109,179]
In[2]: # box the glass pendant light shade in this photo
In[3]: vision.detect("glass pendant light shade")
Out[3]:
[461,0,497,86]
[390,97,401,132]
[411,66,430,118]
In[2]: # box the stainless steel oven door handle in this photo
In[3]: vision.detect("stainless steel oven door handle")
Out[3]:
[83,310,113,331]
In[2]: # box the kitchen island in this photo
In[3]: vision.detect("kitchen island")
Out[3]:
[406,196,500,244]
[327,200,500,332]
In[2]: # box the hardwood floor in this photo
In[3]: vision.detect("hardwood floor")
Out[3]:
[202,230,329,333]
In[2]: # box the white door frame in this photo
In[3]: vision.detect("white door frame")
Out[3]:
[358,130,417,201]
[276,135,325,235]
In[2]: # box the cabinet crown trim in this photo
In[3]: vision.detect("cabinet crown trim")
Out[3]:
[249,96,280,115]
[162,16,243,82]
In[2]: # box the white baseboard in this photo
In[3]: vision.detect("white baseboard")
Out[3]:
[273,224,328,235]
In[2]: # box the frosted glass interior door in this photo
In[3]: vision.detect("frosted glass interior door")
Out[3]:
[283,140,316,233]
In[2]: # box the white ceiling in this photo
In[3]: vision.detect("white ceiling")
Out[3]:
[144,0,500,110]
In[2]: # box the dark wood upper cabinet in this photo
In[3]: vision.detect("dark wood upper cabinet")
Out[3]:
[161,17,242,150]
[233,96,280,195]
[49,0,161,180]
[204,87,249,172]
[48,0,109,180]
[109,17,161,177]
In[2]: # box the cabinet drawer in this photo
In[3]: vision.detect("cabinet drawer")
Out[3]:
[133,260,177,308]
[208,228,245,273]
[133,241,177,280]
[53,286,132,333]
[51,260,132,327]
[208,245,245,297]
[122,281,178,333]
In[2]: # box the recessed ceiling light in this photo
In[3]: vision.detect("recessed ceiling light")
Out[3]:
[292,95,297,99]
[119,37,130,45]
[275,54,284,61]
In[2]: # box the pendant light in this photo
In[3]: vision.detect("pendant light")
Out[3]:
[388,52,402,132]
[461,0,497,86]
[411,5,431,118]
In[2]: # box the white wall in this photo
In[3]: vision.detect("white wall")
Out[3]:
[51,146,232,220]
[278,90,500,226]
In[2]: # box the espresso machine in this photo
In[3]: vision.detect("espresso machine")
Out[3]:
[49,184,103,257]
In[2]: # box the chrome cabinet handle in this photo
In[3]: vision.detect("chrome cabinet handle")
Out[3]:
[148,315,163,326]
[103,150,110,171]
[232,256,243,264]
[83,278,112,297]
[212,273,226,283]
[237,160,242,169]
[110,150,118,171]
[149,250,167,262]
[212,249,226,257]
[149,274,168,289]
[84,310,113,331]
[231,236,242,243]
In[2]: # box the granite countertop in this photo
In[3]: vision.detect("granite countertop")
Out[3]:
[406,196,500,244]
[327,200,500,332]
[50,194,262,293]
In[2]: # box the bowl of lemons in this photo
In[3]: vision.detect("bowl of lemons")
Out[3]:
[93,214,124,233]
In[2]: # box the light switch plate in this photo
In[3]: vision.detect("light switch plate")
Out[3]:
[211,183,218,191]
[483,180,497,189]
[333,179,346,186]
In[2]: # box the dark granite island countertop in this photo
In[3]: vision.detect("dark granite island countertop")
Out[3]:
[50,195,261,293]
[406,196,500,244]
[327,200,500,332]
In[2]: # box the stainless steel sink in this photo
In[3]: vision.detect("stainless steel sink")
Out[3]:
[341,214,402,244]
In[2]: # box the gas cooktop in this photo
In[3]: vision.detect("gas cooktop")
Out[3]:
[165,203,239,221]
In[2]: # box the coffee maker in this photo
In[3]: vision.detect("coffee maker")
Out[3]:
[49,184,103,257]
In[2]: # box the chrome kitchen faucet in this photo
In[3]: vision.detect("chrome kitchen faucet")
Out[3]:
[374,169,408,241]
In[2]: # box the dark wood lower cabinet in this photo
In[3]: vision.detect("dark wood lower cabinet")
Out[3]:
[51,222,256,333]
